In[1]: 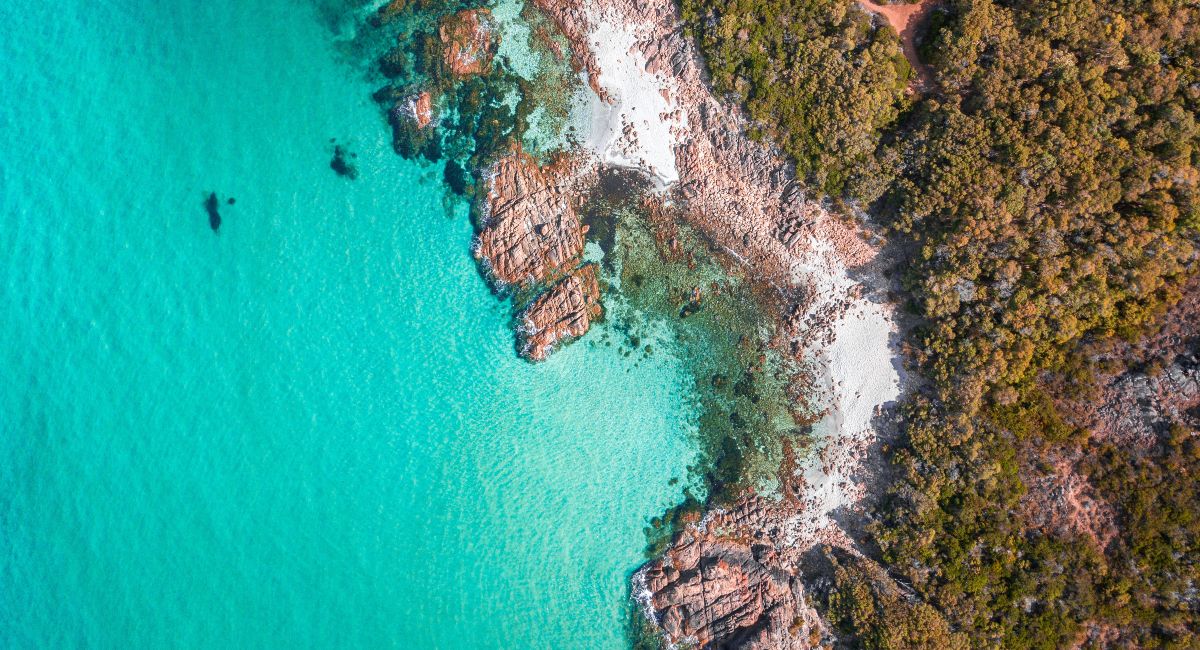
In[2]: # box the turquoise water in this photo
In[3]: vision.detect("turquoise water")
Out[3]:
[0,1,698,647]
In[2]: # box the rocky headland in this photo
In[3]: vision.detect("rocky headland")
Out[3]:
[636,497,829,649]
[364,0,908,642]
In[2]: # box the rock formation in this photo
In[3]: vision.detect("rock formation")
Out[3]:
[474,148,588,289]
[385,87,437,159]
[407,90,434,130]
[518,264,602,361]
[473,147,602,360]
[637,498,827,649]
[439,8,499,78]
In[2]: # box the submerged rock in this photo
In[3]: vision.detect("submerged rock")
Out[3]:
[205,192,221,232]
[438,8,499,78]
[330,145,358,179]
[387,89,438,160]
[474,148,587,289]
[368,0,409,27]
[518,264,603,361]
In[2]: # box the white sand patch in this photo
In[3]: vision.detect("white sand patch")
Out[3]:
[785,238,901,546]
[578,18,686,188]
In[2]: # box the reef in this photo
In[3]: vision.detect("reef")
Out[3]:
[438,8,499,78]
[330,144,358,179]
[205,192,221,232]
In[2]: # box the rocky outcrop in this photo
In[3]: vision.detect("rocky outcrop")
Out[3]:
[439,8,499,78]
[383,87,437,159]
[407,90,434,129]
[638,497,827,649]
[474,148,588,289]
[1058,275,1200,445]
[518,264,603,361]
[474,147,602,359]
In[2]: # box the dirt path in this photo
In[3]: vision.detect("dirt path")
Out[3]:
[859,0,936,91]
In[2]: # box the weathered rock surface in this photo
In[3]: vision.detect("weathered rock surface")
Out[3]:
[518,264,602,361]
[384,87,438,159]
[1059,275,1200,445]
[474,149,588,289]
[407,90,434,129]
[439,8,499,78]
[638,497,826,649]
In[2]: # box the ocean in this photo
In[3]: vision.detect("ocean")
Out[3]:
[0,0,699,647]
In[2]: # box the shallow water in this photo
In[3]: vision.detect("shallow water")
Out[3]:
[0,1,699,647]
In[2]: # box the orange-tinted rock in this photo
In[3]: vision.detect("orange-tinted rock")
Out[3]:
[386,88,438,159]
[636,497,821,649]
[518,265,602,361]
[474,148,585,289]
[410,90,434,129]
[439,8,499,78]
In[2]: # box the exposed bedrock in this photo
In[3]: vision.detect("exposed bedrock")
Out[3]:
[474,147,589,290]
[439,8,499,78]
[474,147,601,360]
[638,498,824,649]
[518,264,603,362]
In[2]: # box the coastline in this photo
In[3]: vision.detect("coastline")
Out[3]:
[368,0,906,645]
[528,0,906,645]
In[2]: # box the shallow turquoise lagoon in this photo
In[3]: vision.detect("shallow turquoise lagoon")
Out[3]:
[0,1,697,647]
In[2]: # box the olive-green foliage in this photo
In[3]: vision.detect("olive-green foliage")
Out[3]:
[875,0,1200,646]
[680,0,911,201]
[1080,425,1200,647]
[824,551,967,650]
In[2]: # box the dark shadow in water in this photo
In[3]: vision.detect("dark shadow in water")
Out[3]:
[204,192,221,233]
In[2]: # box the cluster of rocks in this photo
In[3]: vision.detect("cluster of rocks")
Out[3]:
[382,8,499,158]
[637,497,828,649]
[438,8,499,78]
[474,147,603,361]
[1095,358,1200,443]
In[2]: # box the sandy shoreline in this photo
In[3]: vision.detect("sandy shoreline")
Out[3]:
[529,0,905,645]
[539,0,902,544]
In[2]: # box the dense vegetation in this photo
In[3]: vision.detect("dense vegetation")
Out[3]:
[680,0,912,199]
[684,0,1200,646]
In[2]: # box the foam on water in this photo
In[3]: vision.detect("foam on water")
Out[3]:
[0,1,698,648]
